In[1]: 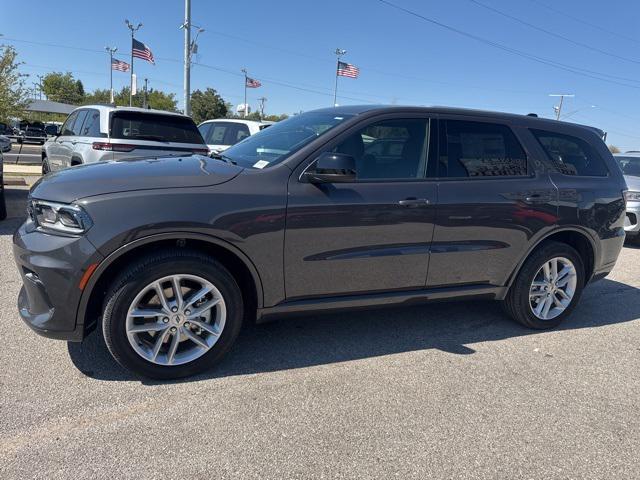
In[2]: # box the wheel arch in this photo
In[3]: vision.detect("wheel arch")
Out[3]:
[77,232,264,335]
[505,227,597,290]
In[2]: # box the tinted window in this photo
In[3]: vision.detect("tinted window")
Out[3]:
[70,110,88,136]
[532,129,608,177]
[334,118,429,180]
[440,120,527,177]
[233,124,251,143]
[202,122,232,145]
[60,112,78,136]
[614,155,640,177]
[222,112,352,169]
[80,109,103,137]
[198,122,212,142]
[111,112,204,144]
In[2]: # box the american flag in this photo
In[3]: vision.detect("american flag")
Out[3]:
[337,61,359,78]
[111,58,130,72]
[132,38,155,64]
[246,77,261,88]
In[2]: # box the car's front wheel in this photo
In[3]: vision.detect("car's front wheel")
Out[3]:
[102,250,244,379]
[503,241,585,329]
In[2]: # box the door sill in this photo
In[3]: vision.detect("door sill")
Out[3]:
[256,284,507,323]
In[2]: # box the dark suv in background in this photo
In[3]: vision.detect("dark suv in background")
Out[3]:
[13,106,627,379]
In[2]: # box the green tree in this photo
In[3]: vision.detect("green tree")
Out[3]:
[0,45,29,122]
[41,72,85,104]
[190,88,227,123]
[83,89,111,105]
[113,86,178,112]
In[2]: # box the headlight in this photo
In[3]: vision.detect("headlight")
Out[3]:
[27,199,93,235]
[625,191,640,202]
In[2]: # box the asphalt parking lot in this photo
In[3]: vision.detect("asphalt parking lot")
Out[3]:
[3,140,43,166]
[0,185,639,479]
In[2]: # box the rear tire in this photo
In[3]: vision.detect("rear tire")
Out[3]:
[102,249,244,379]
[503,241,585,329]
[0,180,6,221]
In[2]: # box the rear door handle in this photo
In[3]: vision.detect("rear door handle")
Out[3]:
[524,194,552,203]
[398,198,430,207]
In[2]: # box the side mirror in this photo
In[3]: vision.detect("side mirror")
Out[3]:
[304,152,356,184]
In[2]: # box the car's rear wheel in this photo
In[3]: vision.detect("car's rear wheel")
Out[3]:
[503,241,585,329]
[102,250,243,379]
[0,178,6,221]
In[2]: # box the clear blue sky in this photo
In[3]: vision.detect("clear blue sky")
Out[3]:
[2,0,640,149]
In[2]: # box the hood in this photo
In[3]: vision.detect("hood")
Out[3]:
[624,174,640,192]
[31,154,243,203]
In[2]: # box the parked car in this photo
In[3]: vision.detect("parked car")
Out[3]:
[41,105,208,174]
[197,118,272,154]
[14,106,627,379]
[0,135,11,153]
[0,151,6,220]
[0,122,13,137]
[613,153,640,243]
[44,123,60,137]
[18,125,47,145]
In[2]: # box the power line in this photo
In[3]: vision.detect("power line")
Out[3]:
[469,0,640,65]
[528,0,640,47]
[377,0,640,90]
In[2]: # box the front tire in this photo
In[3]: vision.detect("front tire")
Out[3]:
[503,241,585,329]
[102,250,244,379]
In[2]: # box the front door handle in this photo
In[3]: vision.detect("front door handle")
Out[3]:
[398,198,430,207]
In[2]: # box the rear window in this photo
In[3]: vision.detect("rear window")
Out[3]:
[111,112,205,144]
[531,129,608,177]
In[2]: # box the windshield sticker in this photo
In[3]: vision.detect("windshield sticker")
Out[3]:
[253,160,270,169]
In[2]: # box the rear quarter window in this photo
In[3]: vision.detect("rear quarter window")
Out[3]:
[531,129,608,177]
[111,112,205,144]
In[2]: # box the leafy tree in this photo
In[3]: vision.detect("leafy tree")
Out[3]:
[83,89,111,105]
[608,145,621,154]
[113,86,178,112]
[0,45,29,122]
[190,88,227,123]
[41,72,85,104]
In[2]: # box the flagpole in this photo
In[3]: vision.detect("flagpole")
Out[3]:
[241,68,247,118]
[105,46,117,104]
[333,48,346,107]
[125,20,142,107]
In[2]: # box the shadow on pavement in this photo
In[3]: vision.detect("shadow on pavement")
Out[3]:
[0,186,29,235]
[68,277,640,384]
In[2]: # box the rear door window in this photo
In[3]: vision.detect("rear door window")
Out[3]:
[60,112,79,136]
[80,109,103,137]
[531,129,609,177]
[198,122,212,142]
[110,112,205,144]
[439,120,528,177]
[230,124,251,144]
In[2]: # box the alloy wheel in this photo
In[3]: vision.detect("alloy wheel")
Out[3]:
[529,257,577,320]
[125,274,226,366]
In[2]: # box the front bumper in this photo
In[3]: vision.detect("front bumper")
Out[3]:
[625,201,640,236]
[13,220,104,341]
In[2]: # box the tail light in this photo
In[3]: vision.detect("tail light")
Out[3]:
[92,142,136,152]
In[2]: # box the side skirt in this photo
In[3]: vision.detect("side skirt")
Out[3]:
[256,284,508,323]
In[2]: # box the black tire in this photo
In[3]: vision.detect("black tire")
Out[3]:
[503,241,585,329]
[624,234,640,246]
[102,249,244,379]
[0,181,6,221]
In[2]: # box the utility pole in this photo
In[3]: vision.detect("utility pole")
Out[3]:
[333,48,346,107]
[105,46,118,104]
[241,68,248,118]
[549,94,574,120]
[125,19,143,106]
[258,97,266,120]
[183,0,191,116]
[36,75,44,100]
[143,78,149,108]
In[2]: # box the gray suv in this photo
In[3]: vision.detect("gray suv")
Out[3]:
[14,106,627,379]
[41,105,208,173]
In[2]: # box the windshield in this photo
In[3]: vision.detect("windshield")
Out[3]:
[615,156,640,177]
[221,112,353,169]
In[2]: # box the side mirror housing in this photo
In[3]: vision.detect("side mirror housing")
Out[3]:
[304,152,356,184]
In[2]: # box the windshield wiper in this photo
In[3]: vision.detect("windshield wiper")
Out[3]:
[210,152,237,165]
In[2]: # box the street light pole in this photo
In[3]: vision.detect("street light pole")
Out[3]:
[241,68,248,118]
[258,97,266,120]
[105,46,118,104]
[125,19,142,107]
[333,48,346,107]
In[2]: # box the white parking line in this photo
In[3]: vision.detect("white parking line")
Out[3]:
[3,153,41,158]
